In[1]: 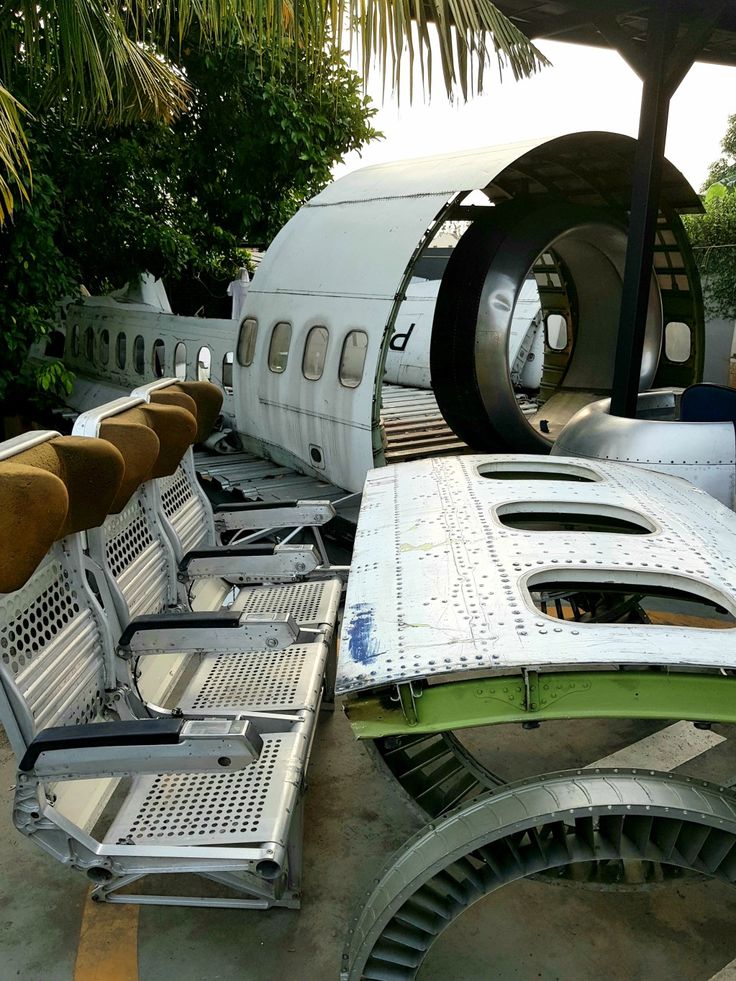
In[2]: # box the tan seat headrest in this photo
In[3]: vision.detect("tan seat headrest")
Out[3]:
[0,436,125,592]
[150,381,223,443]
[99,403,197,511]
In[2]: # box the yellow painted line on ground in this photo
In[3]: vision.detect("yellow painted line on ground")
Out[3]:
[74,888,139,981]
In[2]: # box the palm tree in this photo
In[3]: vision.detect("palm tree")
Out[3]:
[0,0,547,222]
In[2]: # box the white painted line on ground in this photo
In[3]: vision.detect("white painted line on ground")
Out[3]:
[709,958,736,980]
[589,720,725,770]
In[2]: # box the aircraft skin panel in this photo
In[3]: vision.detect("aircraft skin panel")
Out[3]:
[238,132,700,493]
[236,290,379,493]
[337,454,736,696]
[309,136,559,204]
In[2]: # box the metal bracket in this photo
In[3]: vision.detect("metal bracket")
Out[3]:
[392,683,422,726]
[523,670,539,712]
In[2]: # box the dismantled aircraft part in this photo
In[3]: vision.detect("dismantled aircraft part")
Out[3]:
[553,389,736,508]
[341,770,736,981]
[337,456,736,697]
[431,206,664,452]
[34,132,704,495]
[338,455,736,893]
[237,131,703,491]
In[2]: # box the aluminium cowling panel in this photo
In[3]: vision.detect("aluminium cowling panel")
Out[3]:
[336,454,736,695]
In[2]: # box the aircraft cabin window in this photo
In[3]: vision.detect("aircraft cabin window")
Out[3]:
[545,313,568,351]
[268,322,292,373]
[665,321,692,363]
[302,326,329,380]
[71,324,80,357]
[174,341,187,380]
[99,329,110,365]
[197,345,212,381]
[133,335,145,375]
[152,338,165,378]
[223,352,234,393]
[339,330,368,388]
[84,327,94,362]
[46,330,66,358]
[116,332,127,369]
[237,317,258,367]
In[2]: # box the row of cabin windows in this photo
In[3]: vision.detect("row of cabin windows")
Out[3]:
[543,315,694,364]
[237,319,369,389]
[69,326,234,392]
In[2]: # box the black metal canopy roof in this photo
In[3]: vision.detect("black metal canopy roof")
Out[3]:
[495,1,736,67]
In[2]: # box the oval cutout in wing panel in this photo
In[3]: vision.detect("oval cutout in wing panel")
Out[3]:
[496,501,654,535]
[526,571,736,630]
[478,460,599,482]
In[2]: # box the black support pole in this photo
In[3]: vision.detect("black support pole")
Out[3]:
[609,1,679,418]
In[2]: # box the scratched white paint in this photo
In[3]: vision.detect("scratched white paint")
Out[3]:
[337,454,736,694]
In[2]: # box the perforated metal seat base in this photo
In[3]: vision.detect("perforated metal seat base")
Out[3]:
[105,731,305,849]
[230,579,342,633]
[176,642,328,715]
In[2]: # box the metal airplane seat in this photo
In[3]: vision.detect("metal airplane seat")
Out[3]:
[130,377,348,584]
[73,395,341,628]
[0,432,323,908]
[72,393,341,701]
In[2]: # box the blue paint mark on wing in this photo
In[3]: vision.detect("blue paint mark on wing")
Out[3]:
[347,602,380,665]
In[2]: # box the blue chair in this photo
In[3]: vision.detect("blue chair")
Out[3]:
[680,383,736,423]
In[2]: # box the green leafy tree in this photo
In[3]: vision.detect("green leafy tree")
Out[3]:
[684,115,736,319]
[0,2,547,222]
[703,113,736,189]
[0,39,380,421]
[22,42,379,315]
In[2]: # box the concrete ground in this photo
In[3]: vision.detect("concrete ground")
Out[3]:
[2,711,736,981]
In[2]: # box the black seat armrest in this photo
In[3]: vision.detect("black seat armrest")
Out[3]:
[20,719,183,771]
[118,611,243,647]
[179,544,277,570]
[213,500,303,514]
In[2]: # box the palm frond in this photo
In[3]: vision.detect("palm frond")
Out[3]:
[0,0,547,225]
[337,0,550,99]
[0,85,30,222]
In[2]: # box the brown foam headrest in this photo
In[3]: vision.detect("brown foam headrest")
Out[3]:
[0,436,126,592]
[0,464,67,593]
[151,381,223,443]
[99,403,197,510]
[99,415,161,512]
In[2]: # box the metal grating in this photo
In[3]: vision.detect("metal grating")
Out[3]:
[178,642,327,713]
[0,549,107,731]
[102,494,170,618]
[105,497,156,579]
[160,466,194,521]
[105,732,304,847]
[159,464,210,554]
[231,579,341,630]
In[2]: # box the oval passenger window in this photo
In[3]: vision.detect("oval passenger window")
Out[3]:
[237,318,258,367]
[665,321,692,363]
[133,335,145,375]
[303,326,329,380]
[268,322,292,374]
[223,352,234,393]
[116,332,127,369]
[174,341,187,380]
[197,345,212,381]
[339,330,368,388]
[545,313,568,351]
[152,338,165,378]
